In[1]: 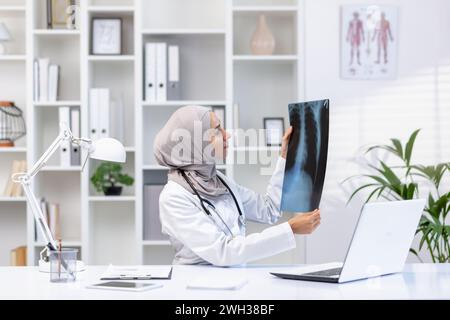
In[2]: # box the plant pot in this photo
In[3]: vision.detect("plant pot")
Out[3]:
[103,186,123,196]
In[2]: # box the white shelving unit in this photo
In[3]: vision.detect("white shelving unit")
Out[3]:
[0,0,305,267]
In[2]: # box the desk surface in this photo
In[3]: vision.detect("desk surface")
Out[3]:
[1,264,449,300]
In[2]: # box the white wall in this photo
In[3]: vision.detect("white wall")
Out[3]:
[301,0,450,264]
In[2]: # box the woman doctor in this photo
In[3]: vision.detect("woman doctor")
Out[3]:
[154,106,321,267]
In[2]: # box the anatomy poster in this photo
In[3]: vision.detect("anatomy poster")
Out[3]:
[341,5,398,79]
[281,100,329,213]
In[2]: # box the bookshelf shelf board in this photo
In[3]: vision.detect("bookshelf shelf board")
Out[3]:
[89,196,136,202]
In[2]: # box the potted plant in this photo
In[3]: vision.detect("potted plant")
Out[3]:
[345,130,450,263]
[91,162,134,196]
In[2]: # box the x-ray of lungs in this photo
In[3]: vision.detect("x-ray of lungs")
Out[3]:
[281,100,330,212]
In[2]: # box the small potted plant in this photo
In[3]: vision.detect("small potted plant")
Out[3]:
[91,162,134,196]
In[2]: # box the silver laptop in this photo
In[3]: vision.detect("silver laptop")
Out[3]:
[271,199,426,283]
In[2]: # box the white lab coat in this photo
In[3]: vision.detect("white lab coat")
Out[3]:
[159,157,296,267]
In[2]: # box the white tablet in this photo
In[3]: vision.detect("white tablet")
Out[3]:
[86,281,163,292]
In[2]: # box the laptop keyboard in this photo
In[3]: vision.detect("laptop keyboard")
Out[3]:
[302,267,343,277]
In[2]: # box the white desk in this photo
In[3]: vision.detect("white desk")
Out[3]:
[0,264,449,300]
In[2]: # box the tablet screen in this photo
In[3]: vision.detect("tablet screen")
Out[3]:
[93,282,150,289]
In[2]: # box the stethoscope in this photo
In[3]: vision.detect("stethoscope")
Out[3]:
[179,170,246,238]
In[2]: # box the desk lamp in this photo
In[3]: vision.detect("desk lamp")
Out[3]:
[13,123,126,274]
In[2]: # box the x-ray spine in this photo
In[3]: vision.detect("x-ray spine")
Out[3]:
[281,100,329,212]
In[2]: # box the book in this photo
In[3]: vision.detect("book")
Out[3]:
[70,107,81,166]
[3,160,25,197]
[90,88,110,141]
[3,160,18,197]
[59,107,71,167]
[168,45,180,100]
[36,198,49,243]
[11,160,26,197]
[33,59,40,101]
[156,43,167,102]
[10,246,27,266]
[49,203,61,240]
[38,58,50,102]
[48,64,60,102]
[145,43,157,102]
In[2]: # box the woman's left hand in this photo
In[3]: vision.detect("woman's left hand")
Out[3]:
[281,126,293,159]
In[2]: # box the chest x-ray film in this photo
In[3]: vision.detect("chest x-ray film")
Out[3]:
[281,100,330,212]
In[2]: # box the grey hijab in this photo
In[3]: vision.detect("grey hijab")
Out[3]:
[153,105,228,197]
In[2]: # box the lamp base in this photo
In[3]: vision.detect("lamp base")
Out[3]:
[38,259,87,273]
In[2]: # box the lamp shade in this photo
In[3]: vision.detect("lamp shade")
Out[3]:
[90,138,126,163]
[0,23,11,41]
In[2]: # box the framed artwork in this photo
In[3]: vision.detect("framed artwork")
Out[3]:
[91,18,122,55]
[49,0,72,29]
[341,5,398,80]
[263,118,285,147]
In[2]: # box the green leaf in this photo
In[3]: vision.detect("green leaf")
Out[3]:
[404,129,420,166]
[390,138,404,159]
[346,183,380,205]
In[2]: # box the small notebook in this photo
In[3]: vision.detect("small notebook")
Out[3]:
[100,265,173,280]
[187,276,248,291]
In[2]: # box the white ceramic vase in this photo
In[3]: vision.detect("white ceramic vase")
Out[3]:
[250,14,275,55]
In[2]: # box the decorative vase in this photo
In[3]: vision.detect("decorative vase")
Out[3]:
[250,14,276,55]
[103,186,123,196]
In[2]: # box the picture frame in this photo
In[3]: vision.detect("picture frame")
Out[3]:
[91,18,122,55]
[263,117,285,147]
[48,0,73,29]
[341,5,398,80]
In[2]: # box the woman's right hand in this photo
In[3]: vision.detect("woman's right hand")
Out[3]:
[288,209,321,235]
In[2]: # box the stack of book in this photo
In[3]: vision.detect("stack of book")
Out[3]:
[10,246,27,266]
[35,198,61,243]
[145,43,180,102]
[34,58,60,102]
[3,160,27,197]
[89,89,125,144]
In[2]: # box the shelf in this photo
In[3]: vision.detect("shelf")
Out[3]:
[142,28,226,35]
[34,240,81,247]
[233,55,298,62]
[233,5,298,13]
[142,240,171,246]
[0,147,27,153]
[33,29,80,36]
[142,100,227,107]
[34,101,81,107]
[0,55,26,61]
[0,197,26,203]
[40,166,82,172]
[87,6,135,13]
[88,55,135,62]
[0,6,26,12]
[89,196,136,202]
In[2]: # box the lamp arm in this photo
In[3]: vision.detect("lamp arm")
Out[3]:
[21,179,58,252]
